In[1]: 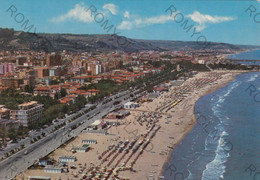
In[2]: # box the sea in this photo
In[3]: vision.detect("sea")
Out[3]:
[228,49,260,66]
[162,51,260,180]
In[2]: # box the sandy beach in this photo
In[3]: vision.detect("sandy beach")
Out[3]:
[14,70,246,180]
[219,48,257,60]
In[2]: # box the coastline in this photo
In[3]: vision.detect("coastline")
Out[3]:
[158,70,244,178]
[223,48,260,60]
[221,49,246,59]
[14,70,248,180]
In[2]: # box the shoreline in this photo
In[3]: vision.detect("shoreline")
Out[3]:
[224,48,260,60]
[15,70,248,180]
[158,70,244,178]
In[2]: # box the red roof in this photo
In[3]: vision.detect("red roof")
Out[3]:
[116,80,123,83]
[72,75,92,79]
[0,87,8,90]
[88,89,100,92]
[112,76,123,79]
[70,90,86,94]
[59,97,73,102]
[67,94,77,98]
[35,87,51,91]
[49,85,60,88]
[80,92,90,95]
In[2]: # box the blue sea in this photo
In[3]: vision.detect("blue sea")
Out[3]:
[228,49,260,66]
[162,72,260,180]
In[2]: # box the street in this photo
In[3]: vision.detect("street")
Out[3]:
[0,88,143,180]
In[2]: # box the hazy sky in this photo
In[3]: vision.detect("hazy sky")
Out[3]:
[1,0,260,45]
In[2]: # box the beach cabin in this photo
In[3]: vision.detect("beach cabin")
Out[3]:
[58,156,77,162]
[82,139,97,144]
[105,120,120,126]
[124,102,140,109]
[153,86,168,94]
[82,129,108,135]
[44,166,63,173]
[71,146,88,152]
[28,176,51,180]
[146,93,159,101]
[170,80,184,87]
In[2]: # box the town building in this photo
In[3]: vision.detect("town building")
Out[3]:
[59,97,73,105]
[0,105,10,119]
[88,120,106,130]
[34,67,50,79]
[34,86,59,99]
[71,75,92,84]
[95,64,102,75]
[10,101,43,127]
[46,53,62,66]
[1,76,23,89]
[0,63,16,75]
[198,59,205,64]
[106,110,130,119]
[87,89,100,96]
[16,57,27,66]
[0,119,20,130]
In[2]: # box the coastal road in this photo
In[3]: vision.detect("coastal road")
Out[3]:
[0,89,132,158]
[0,89,144,180]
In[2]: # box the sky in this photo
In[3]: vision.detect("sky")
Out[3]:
[0,0,260,46]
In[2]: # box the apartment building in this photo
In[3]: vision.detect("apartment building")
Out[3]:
[46,53,62,66]
[10,101,43,127]
[1,77,23,89]
[0,119,20,130]
[34,86,60,99]
[0,63,16,75]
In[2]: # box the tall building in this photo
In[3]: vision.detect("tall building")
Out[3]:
[177,64,181,71]
[34,86,59,99]
[10,101,43,127]
[34,67,50,79]
[0,63,16,75]
[0,105,10,119]
[0,64,4,74]
[46,53,62,66]
[87,64,96,75]
[49,66,63,77]
[16,57,27,65]
[1,77,23,89]
[95,64,102,75]
[5,63,16,74]
[0,119,20,130]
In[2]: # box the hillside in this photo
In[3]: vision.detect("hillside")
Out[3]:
[0,28,258,52]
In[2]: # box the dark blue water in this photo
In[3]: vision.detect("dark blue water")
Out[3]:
[228,49,260,66]
[162,72,260,180]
